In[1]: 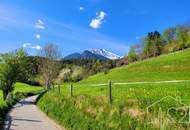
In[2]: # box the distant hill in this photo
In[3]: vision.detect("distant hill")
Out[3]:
[64,49,121,60]
[80,49,190,84]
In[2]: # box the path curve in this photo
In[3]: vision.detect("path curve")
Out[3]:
[3,95,63,130]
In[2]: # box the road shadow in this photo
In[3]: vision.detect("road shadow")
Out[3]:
[3,95,41,130]
[13,99,34,109]
[3,116,12,130]
[13,118,41,122]
[3,116,41,130]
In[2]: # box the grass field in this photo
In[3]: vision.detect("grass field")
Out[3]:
[38,49,190,130]
[80,48,190,84]
[0,82,42,102]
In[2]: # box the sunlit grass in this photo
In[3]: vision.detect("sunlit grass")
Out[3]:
[14,82,43,94]
[80,49,190,84]
[38,49,190,129]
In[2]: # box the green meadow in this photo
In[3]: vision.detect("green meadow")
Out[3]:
[81,49,190,84]
[38,49,190,130]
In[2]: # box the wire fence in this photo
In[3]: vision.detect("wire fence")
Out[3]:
[50,79,190,106]
[47,80,190,129]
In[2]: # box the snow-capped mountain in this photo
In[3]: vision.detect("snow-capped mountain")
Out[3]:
[89,49,120,60]
[64,49,121,60]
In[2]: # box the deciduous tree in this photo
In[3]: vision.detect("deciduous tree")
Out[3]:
[0,49,30,100]
[39,43,61,89]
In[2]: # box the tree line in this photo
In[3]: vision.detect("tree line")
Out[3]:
[29,53,116,84]
[128,22,190,62]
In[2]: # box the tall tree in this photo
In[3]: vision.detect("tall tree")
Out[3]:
[186,31,190,47]
[144,32,153,57]
[163,27,177,44]
[177,28,186,49]
[128,46,137,62]
[39,43,61,89]
[152,31,164,56]
[0,49,30,100]
[144,31,164,57]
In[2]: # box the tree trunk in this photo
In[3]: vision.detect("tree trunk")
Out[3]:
[2,90,8,101]
[46,79,51,90]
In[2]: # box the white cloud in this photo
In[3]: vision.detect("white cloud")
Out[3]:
[35,34,41,39]
[90,11,106,29]
[136,36,140,40]
[79,7,85,11]
[34,19,45,29]
[23,43,31,48]
[37,19,44,25]
[23,43,41,50]
[32,45,41,50]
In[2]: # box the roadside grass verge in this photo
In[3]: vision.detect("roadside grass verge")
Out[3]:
[38,82,190,130]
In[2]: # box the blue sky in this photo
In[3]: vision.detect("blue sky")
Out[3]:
[0,0,190,56]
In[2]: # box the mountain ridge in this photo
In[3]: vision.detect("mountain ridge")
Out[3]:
[64,49,121,60]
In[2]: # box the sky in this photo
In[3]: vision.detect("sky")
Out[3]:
[0,0,190,57]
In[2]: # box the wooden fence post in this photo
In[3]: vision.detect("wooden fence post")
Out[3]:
[108,80,112,104]
[47,80,50,90]
[70,81,73,97]
[58,84,60,94]
[52,84,54,92]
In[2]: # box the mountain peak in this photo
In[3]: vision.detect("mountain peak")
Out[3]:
[89,48,120,60]
[64,48,121,60]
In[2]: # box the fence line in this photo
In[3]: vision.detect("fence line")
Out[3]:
[50,79,190,104]
[89,79,190,87]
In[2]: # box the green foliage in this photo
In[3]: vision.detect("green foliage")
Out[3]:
[55,59,116,83]
[128,46,137,62]
[38,81,190,130]
[38,92,152,130]
[0,56,2,63]
[143,31,164,57]
[16,49,32,82]
[39,43,62,88]
[0,49,31,100]
[129,22,190,63]
[177,27,186,49]
[186,31,190,47]
[163,27,176,44]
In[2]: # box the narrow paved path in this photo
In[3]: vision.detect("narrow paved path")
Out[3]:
[3,96,62,130]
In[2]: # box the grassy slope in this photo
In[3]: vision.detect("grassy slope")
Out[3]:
[38,49,190,130]
[80,49,190,83]
[0,82,42,101]
[14,82,42,94]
